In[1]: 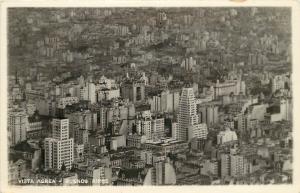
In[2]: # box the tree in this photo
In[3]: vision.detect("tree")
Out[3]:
[61,162,66,171]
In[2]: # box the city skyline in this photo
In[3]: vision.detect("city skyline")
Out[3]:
[6,7,293,186]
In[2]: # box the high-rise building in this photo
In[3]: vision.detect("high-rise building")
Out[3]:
[160,90,180,113]
[220,153,230,177]
[136,118,152,139]
[271,75,285,93]
[160,91,168,112]
[8,109,28,146]
[230,154,244,177]
[121,81,145,103]
[66,110,98,132]
[97,100,135,131]
[198,103,219,126]
[149,95,161,113]
[74,82,96,104]
[220,152,246,178]
[188,123,208,140]
[44,118,74,170]
[97,88,120,101]
[181,57,196,72]
[171,122,179,140]
[143,161,176,185]
[149,90,180,114]
[88,82,96,104]
[151,118,164,140]
[280,98,292,121]
[136,116,164,141]
[177,87,199,141]
[213,79,245,99]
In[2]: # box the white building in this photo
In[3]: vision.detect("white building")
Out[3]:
[149,90,180,113]
[74,82,96,104]
[181,57,196,71]
[149,95,161,113]
[271,75,286,93]
[171,122,179,140]
[98,75,117,89]
[249,103,269,121]
[177,87,199,141]
[221,153,230,177]
[188,123,208,140]
[151,118,165,140]
[217,127,238,145]
[136,118,152,140]
[97,88,120,101]
[265,98,292,123]
[57,97,79,109]
[160,90,180,113]
[280,98,292,121]
[213,79,246,99]
[230,154,244,177]
[8,109,28,146]
[44,118,74,170]
[143,162,176,185]
[88,83,96,104]
[140,150,153,165]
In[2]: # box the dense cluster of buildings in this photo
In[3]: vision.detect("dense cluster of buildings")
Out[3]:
[8,7,292,185]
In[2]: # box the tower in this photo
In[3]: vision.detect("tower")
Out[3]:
[44,118,74,170]
[177,87,199,141]
[8,109,28,146]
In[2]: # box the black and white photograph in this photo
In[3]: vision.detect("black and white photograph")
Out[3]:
[1,1,299,190]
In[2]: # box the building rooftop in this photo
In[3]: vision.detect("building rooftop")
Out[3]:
[13,141,38,153]
[117,168,147,179]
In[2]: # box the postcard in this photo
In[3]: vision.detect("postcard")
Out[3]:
[0,0,299,193]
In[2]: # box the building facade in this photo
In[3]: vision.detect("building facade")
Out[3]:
[44,118,74,170]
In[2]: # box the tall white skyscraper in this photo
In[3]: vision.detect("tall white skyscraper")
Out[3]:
[44,118,74,170]
[178,87,208,141]
[178,87,198,141]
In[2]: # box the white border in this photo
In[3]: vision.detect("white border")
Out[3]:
[1,1,299,193]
